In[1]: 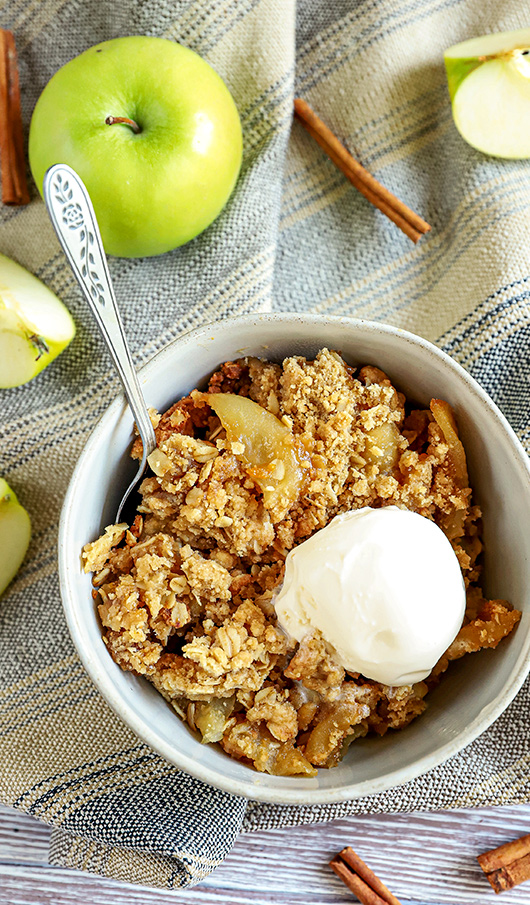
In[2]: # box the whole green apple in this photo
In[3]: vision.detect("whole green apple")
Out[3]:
[29,36,243,257]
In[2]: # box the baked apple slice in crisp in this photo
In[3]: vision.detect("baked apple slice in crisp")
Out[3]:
[207,393,311,520]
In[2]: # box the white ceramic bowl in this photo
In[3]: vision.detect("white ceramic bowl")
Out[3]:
[59,314,530,804]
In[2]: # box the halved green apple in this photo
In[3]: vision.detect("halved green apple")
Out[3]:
[445,28,530,158]
[0,253,75,388]
[0,478,31,596]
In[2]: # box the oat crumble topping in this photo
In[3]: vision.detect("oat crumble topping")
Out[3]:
[83,349,520,776]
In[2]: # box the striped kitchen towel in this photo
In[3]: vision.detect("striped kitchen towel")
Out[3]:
[1,0,529,890]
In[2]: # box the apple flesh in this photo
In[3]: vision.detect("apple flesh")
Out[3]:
[0,253,75,388]
[29,36,243,258]
[0,479,31,596]
[445,28,530,158]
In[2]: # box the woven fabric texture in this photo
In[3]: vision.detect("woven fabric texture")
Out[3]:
[1,0,529,890]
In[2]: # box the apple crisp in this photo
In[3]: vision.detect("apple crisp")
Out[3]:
[83,349,520,776]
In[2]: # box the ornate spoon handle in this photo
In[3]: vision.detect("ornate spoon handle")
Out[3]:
[43,163,157,521]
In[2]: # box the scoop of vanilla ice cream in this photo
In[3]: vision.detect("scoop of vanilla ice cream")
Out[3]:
[274,506,466,685]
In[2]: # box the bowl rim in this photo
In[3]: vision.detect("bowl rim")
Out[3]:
[59,312,530,804]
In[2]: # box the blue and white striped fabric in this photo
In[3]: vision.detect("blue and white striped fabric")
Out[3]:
[1,0,529,889]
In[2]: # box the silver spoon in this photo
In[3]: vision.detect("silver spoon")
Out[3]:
[43,163,157,523]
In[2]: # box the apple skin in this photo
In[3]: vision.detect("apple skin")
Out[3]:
[29,37,243,258]
[0,478,31,597]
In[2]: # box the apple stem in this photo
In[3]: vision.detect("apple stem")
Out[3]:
[105,116,142,134]
[29,334,49,361]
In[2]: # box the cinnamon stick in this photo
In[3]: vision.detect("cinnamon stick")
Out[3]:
[0,29,29,205]
[293,97,430,244]
[478,834,530,872]
[478,835,530,893]
[331,858,389,905]
[330,848,403,905]
[340,847,403,905]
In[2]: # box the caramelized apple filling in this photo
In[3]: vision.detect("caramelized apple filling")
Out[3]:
[206,392,311,522]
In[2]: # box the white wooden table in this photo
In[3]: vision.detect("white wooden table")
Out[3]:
[3,802,530,904]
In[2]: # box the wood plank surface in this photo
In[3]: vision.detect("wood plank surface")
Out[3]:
[3,802,530,904]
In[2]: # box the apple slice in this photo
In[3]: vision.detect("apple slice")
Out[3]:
[0,478,31,596]
[206,393,311,520]
[445,28,530,158]
[0,252,75,388]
